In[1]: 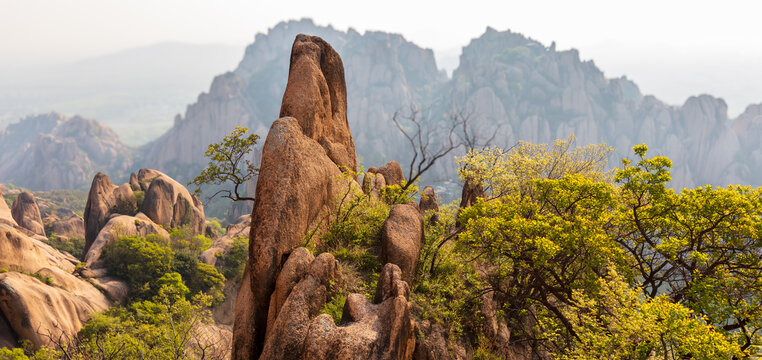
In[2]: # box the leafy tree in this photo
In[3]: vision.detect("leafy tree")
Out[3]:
[452,137,760,357]
[188,126,260,202]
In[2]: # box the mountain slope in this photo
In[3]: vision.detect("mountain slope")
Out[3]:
[0,113,134,190]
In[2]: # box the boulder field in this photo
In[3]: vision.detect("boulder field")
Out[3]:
[0,192,110,349]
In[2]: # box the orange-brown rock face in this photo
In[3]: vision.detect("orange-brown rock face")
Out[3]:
[377,160,405,187]
[11,191,46,237]
[380,203,425,284]
[83,169,205,257]
[0,193,17,227]
[279,34,357,174]
[232,116,357,359]
[0,223,110,349]
[232,34,361,360]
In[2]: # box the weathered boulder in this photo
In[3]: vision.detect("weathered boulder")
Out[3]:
[50,215,85,239]
[83,214,170,269]
[377,160,405,186]
[232,116,358,359]
[419,186,439,224]
[296,263,417,360]
[380,203,425,284]
[0,223,110,349]
[83,172,119,253]
[279,34,357,174]
[259,252,341,358]
[83,169,205,257]
[362,171,387,201]
[0,193,17,227]
[139,168,205,234]
[11,191,45,237]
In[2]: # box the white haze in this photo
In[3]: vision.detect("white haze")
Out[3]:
[1,0,761,122]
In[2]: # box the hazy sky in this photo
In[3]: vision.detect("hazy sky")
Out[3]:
[2,0,761,115]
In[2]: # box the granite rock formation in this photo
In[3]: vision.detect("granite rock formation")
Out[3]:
[10,192,45,236]
[0,220,110,349]
[0,113,133,191]
[232,34,362,360]
[83,169,205,256]
[380,203,425,284]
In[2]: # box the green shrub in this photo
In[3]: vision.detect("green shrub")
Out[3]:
[216,237,248,282]
[0,268,7,273]
[133,191,145,208]
[43,235,85,258]
[380,182,419,205]
[320,292,347,324]
[102,235,174,299]
[169,226,211,253]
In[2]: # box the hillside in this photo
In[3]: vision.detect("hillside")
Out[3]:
[143,19,761,200]
[0,113,134,190]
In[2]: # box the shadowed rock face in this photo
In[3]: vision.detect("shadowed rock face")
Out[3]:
[11,191,45,237]
[280,34,357,174]
[232,34,361,360]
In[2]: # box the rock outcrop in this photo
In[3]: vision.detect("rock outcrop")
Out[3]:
[49,215,85,239]
[0,222,110,349]
[381,203,425,284]
[138,168,205,234]
[11,191,45,237]
[83,169,205,256]
[232,34,361,360]
[259,252,341,358]
[280,34,357,174]
[377,161,406,187]
[257,253,417,360]
[233,115,358,359]
[0,194,18,227]
[297,263,416,360]
[80,168,204,303]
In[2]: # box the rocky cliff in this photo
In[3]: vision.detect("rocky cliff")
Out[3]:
[0,113,134,191]
[142,20,761,198]
[144,19,442,185]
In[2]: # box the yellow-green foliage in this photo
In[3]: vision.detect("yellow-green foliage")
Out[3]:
[452,137,762,357]
[458,134,612,199]
[6,286,222,359]
[559,269,740,360]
